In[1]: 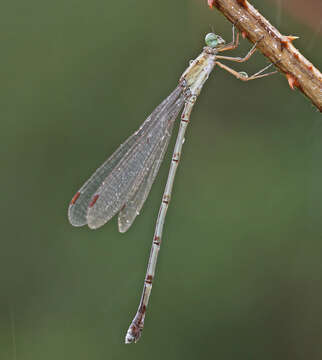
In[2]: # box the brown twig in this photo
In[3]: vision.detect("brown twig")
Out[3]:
[208,0,322,111]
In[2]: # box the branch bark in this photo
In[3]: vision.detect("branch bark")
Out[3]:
[208,0,322,111]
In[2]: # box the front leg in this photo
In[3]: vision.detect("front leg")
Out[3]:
[218,25,240,52]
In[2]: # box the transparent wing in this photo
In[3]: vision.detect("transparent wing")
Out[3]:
[68,85,183,227]
[86,86,184,229]
[118,95,184,233]
[68,129,145,227]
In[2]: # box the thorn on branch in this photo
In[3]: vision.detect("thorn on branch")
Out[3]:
[281,35,299,50]
[236,0,248,9]
[286,73,300,90]
[286,35,299,42]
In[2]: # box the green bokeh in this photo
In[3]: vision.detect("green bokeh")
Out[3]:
[2,1,322,359]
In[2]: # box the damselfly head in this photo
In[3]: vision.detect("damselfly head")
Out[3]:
[205,33,226,48]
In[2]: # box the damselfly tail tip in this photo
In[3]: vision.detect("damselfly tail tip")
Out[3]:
[124,335,135,344]
[125,324,141,344]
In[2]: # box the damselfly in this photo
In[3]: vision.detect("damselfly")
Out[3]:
[68,26,276,343]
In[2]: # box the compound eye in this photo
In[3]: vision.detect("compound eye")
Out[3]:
[205,33,218,48]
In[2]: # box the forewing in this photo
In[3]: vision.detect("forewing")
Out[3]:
[85,86,183,229]
[68,86,182,227]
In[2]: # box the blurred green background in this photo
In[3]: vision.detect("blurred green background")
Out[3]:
[2,0,322,359]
